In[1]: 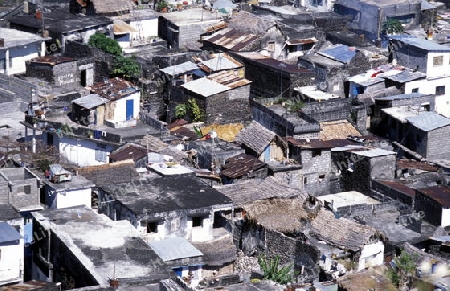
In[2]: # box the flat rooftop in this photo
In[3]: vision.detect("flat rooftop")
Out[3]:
[32,207,173,286]
[295,86,340,101]
[317,191,380,209]
[0,28,46,50]
[161,8,223,25]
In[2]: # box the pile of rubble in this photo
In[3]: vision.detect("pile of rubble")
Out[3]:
[235,250,262,275]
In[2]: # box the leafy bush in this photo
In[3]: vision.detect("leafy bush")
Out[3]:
[88,33,122,56]
[386,251,418,288]
[383,19,404,35]
[175,103,188,119]
[112,56,140,78]
[258,255,296,285]
[174,99,204,122]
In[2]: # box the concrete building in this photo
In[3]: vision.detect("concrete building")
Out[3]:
[8,8,113,54]
[31,207,174,289]
[0,222,24,286]
[43,165,95,210]
[334,0,421,41]
[0,28,46,75]
[25,56,79,89]
[97,174,233,242]
[390,36,450,117]
[176,71,252,124]
[415,186,450,227]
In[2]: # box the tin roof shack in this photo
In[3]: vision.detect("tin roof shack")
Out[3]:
[287,138,334,196]
[43,166,95,210]
[406,111,450,160]
[415,186,450,227]
[8,8,113,53]
[0,167,42,213]
[149,237,204,286]
[0,222,23,286]
[334,0,421,41]
[159,8,223,50]
[234,52,315,99]
[97,174,233,242]
[372,179,416,207]
[31,206,174,289]
[220,153,267,184]
[235,121,287,163]
[176,71,252,124]
[109,143,148,168]
[0,28,46,76]
[71,78,140,128]
[389,37,450,116]
[299,45,387,97]
[202,28,261,54]
[331,145,396,194]
[25,56,79,90]
[251,99,321,139]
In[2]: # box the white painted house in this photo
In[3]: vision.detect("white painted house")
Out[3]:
[44,165,94,210]
[0,222,24,286]
[0,28,46,75]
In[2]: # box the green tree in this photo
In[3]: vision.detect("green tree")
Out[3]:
[383,19,404,35]
[88,33,122,56]
[258,255,296,285]
[112,56,140,79]
[386,251,418,289]
[187,98,204,122]
[175,103,188,119]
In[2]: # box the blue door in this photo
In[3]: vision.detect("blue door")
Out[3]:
[173,267,183,277]
[126,99,134,120]
[263,145,271,162]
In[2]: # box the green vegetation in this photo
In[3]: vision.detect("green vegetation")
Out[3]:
[383,19,404,35]
[112,56,140,79]
[88,33,122,56]
[386,251,418,289]
[285,99,304,113]
[258,255,296,285]
[174,99,204,122]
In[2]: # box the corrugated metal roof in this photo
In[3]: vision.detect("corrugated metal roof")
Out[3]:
[417,185,450,207]
[375,93,427,101]
[221,153,265,179]
[352,148,396,157]
[390,36,450,52]
[149,237,203,262]
[375,180,416,197]
[113,19,137,35]
[384,70,426,83]
[203,28,260,51]
[31,56,75,65]
[406,112,450,131]
[382,106,420,123]
[160,61,199,77]
[208,70,251,88]
[201,54,242,71]
[0,222,22,244]
[182,77,230,97]
[421,0,436,10]
[72,94,107,109]
[110,144,147,162]
[286,38,317,46]
[318,45,356,64]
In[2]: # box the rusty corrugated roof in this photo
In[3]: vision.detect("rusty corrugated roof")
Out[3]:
[109,143,147,162]
[205,21,228,33]
[31,56,75,65]
[417,185,450,207]
[286,137,355,149]
[208,70,251,88]
[221,153,265,179]
[203,28,260,51]
[397,159,438,172]
[90,77,138,100]
[376,180,416,198]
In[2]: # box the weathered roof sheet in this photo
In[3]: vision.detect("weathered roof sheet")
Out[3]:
[287,137,355,149]
[90,78,138,100]
[382,106,420,123]
[221,153,265,179]
[72,94,107,109]
[181,77,230,97]
[375,180,416,197]
[0,28,45,50]
[318,45,356,64]
[192,235,237,266]
[109,143,147,162]
[208,70,251,88]
[235,121,277,155]
[77,160,139,186]
[113,19,137,35]
[203,28,260,52]
[383,70,426,83]
[160,61,199,77]
[352,148,396,157]
[215,176,306,207]
[237,52,312,74]
[0,222,21,243]
[375,93,427,101]
[201,53,242,71]
[406,112,450,131]
[390,36,450,52]
[310,209,383,252]
[30,56,75,65]
[417,185,450,207]
[421,0,436,10]
[149,237,203,262]
[396,159,438,172]
[91,0,132,14]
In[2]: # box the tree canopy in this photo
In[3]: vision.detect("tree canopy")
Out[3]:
[88,33,122,56]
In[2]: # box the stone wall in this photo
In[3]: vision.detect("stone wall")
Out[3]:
[371,180,414,206]
[425,126,450,160]
[337,200,398,218]
[26,61,79,89]
[391,39,427,74]
[300,98,351,122]
[178,21,221,50]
